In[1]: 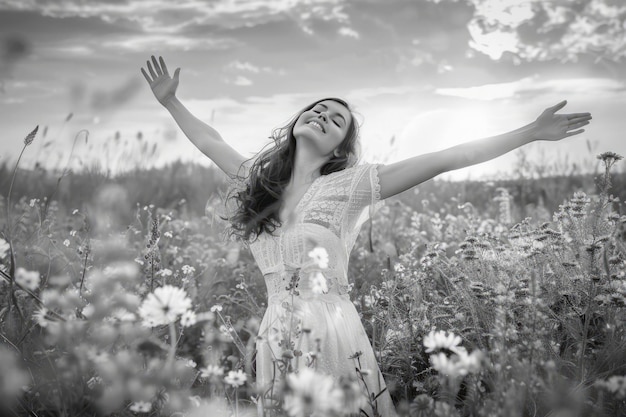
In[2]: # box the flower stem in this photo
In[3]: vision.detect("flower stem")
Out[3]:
[167,321,177,367]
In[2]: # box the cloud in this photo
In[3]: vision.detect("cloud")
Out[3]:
[436,77,626,101]
[338,26,359,39]
[225,60,286,75]
[102,34,241,52]
[232,76,253,86]
[1,0,353,33]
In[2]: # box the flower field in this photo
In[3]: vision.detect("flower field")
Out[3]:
[1,145,625,416]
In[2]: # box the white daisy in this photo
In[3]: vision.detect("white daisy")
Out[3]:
[423,330,463,354]
[33,306,51,327]
[0,238,10,259]
[430,352,465,378]
[200,364,224,379]
[284,368,343,417]
[180,310,197,327]
[129,401,152,412]
[430,348,483,379]
[308,247,329,269]
[224,369,247,387]
[455,349,483,374]
[138,285,191,327]
[310,272,328,294]
[15,267,40,291]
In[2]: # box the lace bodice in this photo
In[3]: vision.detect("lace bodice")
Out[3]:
[243,163,385,304]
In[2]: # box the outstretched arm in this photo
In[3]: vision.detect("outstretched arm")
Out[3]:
[141,55,250,178]
[377,101,592,200]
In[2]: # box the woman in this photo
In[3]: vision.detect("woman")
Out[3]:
[141,56,592,416]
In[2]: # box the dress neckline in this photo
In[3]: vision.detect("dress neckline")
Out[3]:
[278,174,324,227]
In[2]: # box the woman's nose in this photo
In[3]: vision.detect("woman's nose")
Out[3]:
[318,112,328,122]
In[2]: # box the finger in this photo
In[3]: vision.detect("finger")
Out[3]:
[550,100,567,113]
[141,68,153,84]
[569,120,590,129]
[568,116,592,124]
[151,55,162,76]
[173,67,181,82]
[147,60,157,79]
[565,129,585,137]
[159,56,170,77]
[566,112,591,119]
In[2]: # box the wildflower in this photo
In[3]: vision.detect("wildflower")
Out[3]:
[423,330,463,355]
[430,348,483,379]
[72,209,79,215]
[138,285,192,327]
[186,359,197,368]
[157,268,173,277]
[200,364,225,379]
[29,199,38,207]
[180,310,197,327]
[308,246,329,269]
[310,271,328,294]
[210,304,223,313]
[182,265,195,275]
[102,262,140,280]
[129,401,152,412]
[410,393,435,417]
[164,231,173,238]
[110,308,136,322]
[284,368,343,417]
[434,402,457,417]
[23,125,38,146]
[0,238,9,258]
[597,152,623,168]
[0,347,30,402]
[86,376,102,389]
[33,306,51,328]
[224,370,247,387]
[63,239,70,247]
[15,267,40,291]
[430,352,461,377]
[338,377,368,415]
[595,375,626,399]
[455,349,483,374]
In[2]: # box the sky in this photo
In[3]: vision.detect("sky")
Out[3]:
[0,0,625,180]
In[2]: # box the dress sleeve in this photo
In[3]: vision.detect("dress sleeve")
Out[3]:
[340,163,385,249]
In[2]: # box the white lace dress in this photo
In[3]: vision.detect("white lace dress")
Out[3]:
[246,163,398,417]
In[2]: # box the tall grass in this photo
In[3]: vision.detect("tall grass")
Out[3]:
[0,126,624,416]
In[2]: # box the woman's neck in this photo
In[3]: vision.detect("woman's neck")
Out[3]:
[289,144,328,187]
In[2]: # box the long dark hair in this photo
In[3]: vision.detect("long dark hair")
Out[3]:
[222,97,361,243]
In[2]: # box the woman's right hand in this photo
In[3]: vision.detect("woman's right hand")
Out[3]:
[141,55,180,107]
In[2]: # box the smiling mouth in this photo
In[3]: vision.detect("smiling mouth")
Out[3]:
[307,120,325,133]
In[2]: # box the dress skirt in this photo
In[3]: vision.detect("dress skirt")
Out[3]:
[255,290,398,417]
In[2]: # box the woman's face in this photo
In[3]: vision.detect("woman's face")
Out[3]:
[292,100,352,158]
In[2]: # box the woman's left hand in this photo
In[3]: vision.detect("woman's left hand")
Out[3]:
[532,100,592,141]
